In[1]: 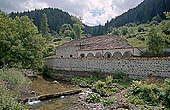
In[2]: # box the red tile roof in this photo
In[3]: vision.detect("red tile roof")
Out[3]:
[57,35,133,51]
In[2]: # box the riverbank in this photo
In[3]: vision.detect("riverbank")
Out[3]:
[69,71,170,110]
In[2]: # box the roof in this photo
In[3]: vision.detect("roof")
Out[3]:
[57,35,134,51]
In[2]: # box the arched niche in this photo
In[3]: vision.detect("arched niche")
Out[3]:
[113,51,122,59]
[104,52,112,59]
[80,53,85,58]
[95,52,103,58]
[87,53,94,58]
[123,51,132,58]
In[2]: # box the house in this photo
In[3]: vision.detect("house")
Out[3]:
[56,35,141,59]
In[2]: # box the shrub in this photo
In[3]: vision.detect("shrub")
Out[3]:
[162,77,170,108]
[92,78,120,96]
[128,81,161,105]
[86,93,102,103]
[0,84,27,110]
[0,69,31,98]
[71,77,93,87]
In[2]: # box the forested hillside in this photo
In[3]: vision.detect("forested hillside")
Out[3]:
[10,8,74,33]
[9,8,94,36]
[105,0,170,31]
[9,0,170,36]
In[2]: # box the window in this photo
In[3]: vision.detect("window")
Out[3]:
[80,53,85,58]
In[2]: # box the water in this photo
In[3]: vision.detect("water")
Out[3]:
[27,97,41,105]
[30,95,80,110]
[29,75,81,110]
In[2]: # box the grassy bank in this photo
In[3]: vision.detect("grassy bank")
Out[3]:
[70,72,170,110]
[0,69,31,110]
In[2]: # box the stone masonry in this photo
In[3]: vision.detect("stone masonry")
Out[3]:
[45,57,170,79]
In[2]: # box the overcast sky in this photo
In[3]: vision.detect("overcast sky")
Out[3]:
[0,0,144,26]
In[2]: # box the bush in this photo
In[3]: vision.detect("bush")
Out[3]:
[0,69,31,98]
[86,93,102,103]
[128,81,161,105]
[0,84,27,110]
[92,77,120,96]
[162,77,170,108]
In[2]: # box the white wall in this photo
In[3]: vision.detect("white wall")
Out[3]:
[78,48,141,57]
[56,46,80,58]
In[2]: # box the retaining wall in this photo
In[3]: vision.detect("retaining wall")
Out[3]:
[45,57,170,79]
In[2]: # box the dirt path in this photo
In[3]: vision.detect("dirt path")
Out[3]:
[109,87,131,110]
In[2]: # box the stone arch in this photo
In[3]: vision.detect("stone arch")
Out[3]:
[113,51,122,59]
[80,53,85,58]
[87,53,94,58]
[104,52,112,59]
[70,55,73,58]
[95,52,103,58]
[123,51,132,58]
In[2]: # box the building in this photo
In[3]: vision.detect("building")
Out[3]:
[56,35,141,59]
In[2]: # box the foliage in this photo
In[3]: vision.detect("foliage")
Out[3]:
[0,84,27,110]
[0,11,46,69]
[10,8,74,33]
[86,93,102,103]
[73,24,82,39]
[164,12,170,19]
[147,29,165,56]
[111,28,120,36]
[101,97,118,106]
[162,77,170,108]
[0,69,30,97]
[128,81,161,105]
[105,0,170,30]
[92,76,121,96]
[59,24,76,38]
[40,13,50,38]
[71,72,131,96]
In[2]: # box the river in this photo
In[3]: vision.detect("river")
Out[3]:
[28,75,81,110]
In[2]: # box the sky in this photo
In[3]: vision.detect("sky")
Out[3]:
[0,0,144,26]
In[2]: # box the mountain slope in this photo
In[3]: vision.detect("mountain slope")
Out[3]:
[105,0,170,30]
[10,8,74,33]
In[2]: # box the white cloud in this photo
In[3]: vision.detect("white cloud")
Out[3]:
[0,0,144,26]
[23,0,49,11]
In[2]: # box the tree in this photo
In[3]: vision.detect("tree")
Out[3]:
[71,16,84,29]
[111,28,120,36]
[120,27,128,35]
[59,24,76,38]
[0,11,46,69]
[147,29,165,56]
[73,24,82,39]
[40,13,50,38]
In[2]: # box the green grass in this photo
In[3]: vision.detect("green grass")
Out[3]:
[127,37,148,48]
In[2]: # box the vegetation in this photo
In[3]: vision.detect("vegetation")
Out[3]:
[105,0,170,30]
[0,69,30,98]
[40,13,50,38]
[72,72,170,109]
[0,84,27,110]
[0,10,46,69]
[127,78,170,109]
[71,71,131,98]
[127,81,161,105]
[0,69,30,109]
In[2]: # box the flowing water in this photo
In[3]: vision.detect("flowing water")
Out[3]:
[29,75,81,110]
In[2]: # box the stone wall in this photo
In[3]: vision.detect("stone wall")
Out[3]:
[45,57,170,79]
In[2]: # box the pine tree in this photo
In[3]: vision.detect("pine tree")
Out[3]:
[40,13,50,38]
